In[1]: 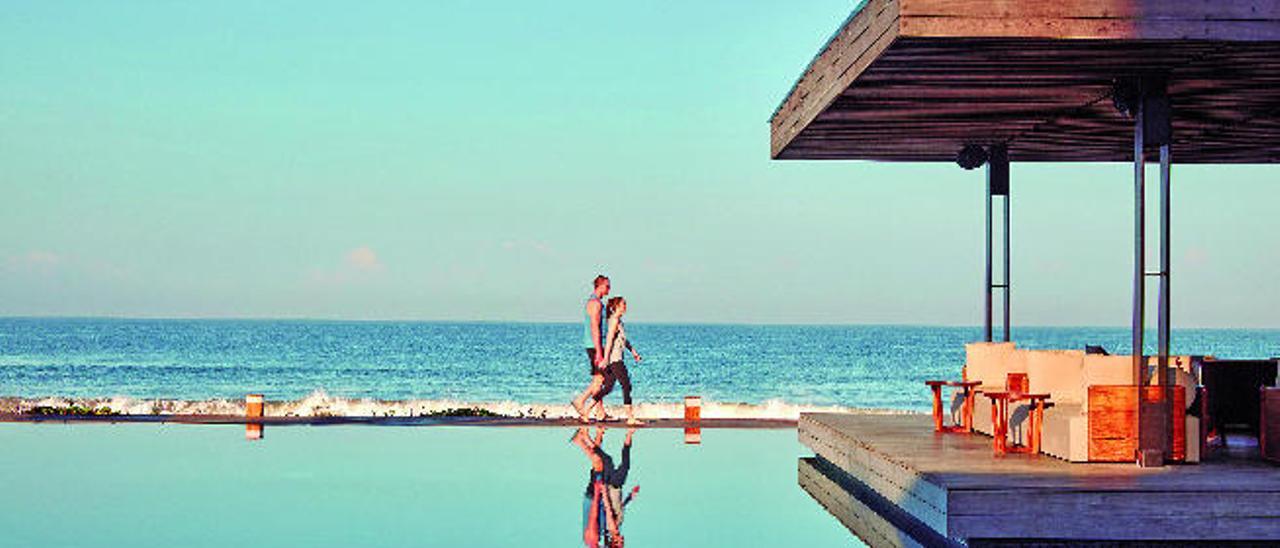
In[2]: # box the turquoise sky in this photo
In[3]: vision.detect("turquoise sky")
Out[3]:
[1,1,1277,327]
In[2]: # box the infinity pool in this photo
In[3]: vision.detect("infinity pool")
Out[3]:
[1,423,858,547]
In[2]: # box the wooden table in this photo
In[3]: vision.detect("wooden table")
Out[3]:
[983,391,1050,455]
[924,380,981,433]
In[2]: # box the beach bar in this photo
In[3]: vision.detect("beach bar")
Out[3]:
[772,0,1280,544]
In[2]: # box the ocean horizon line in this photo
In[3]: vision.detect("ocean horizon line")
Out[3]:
[2,315,1278,331]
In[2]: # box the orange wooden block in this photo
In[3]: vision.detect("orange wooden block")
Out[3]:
[1006,373,1029,395]
[246,394,265,418]
[684,426,701,445]
[1088,385,1185,462]
[684,396,702,423]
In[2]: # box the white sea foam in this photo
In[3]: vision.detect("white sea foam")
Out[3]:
[2,389,914,420]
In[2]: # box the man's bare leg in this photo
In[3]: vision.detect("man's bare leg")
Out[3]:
[573,374,604,422]
[591,398,609,422]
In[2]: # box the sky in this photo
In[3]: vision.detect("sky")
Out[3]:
[1,1,1277,327]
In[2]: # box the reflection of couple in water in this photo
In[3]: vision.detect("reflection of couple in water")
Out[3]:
[573,275,644,425]
[573,427,638,548]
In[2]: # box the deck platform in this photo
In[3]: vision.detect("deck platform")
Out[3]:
[799,413,1280,546]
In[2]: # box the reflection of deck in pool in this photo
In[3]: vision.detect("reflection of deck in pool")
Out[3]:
[799,413,1280,546]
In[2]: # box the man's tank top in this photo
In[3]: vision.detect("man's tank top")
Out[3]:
[583,294,606,349]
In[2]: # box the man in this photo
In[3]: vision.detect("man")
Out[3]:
[572,275,610,421]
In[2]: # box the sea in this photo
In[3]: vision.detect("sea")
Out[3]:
[1,318,1275,418]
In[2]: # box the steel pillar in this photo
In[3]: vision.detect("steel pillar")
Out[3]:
[985,145,1010,343]
[985,168,993,343]
[1132,100,1146,393]
[1002,155,1011,344]
[1130,77,1173,466]
[1158,143,1174,457]
[1158,144,1172,383]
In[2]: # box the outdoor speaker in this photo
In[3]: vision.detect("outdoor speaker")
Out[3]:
[988,145,1009,196]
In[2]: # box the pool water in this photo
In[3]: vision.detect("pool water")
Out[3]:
[0,424,859,547]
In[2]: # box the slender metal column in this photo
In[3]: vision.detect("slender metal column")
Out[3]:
[977,145,1008,343]
[984,168,994,343]
[1125,76,1171,466]
[1131,96,1152,467]
[1157,144,1172,380]
[1132,101,1146,387]
[1158,143,1173,458]
[1002,168,1012,343]
[984,145,1010,343]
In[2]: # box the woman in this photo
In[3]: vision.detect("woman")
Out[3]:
[602,427,639,547]
[595,296,643,425]
[572,427,637,548]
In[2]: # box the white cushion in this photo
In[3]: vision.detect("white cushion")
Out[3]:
[965,341,1017,389]
[1026,349,1085,404]
[1081,355,1137,413]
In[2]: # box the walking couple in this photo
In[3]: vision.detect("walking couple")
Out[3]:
[572,275,643,425]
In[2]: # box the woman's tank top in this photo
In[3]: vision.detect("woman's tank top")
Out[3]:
[608,321,627,364]
[583,294,606,349]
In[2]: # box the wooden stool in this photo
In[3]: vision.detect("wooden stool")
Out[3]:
[984,391,1050,456]
[925,380,982,433]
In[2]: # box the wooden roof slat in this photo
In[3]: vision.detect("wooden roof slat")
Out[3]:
[898,0,1280,20]
[770,0,1280,164]
[899,16,1280,41]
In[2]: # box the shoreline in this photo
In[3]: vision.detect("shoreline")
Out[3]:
[0,393,920,421]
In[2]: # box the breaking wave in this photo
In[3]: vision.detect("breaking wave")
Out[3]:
[0,389,913,420]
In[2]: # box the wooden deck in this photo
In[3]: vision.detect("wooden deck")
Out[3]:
[799,412,1280,545]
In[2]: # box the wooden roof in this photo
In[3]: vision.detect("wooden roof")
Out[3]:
[770,0,1280,163]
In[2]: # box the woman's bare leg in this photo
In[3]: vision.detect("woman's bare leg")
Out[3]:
[624,404,643,425]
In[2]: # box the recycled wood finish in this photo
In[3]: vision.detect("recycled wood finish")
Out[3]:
[1088,385,1186,462]
[770,0,1280,163]
[800,413,1280,543]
